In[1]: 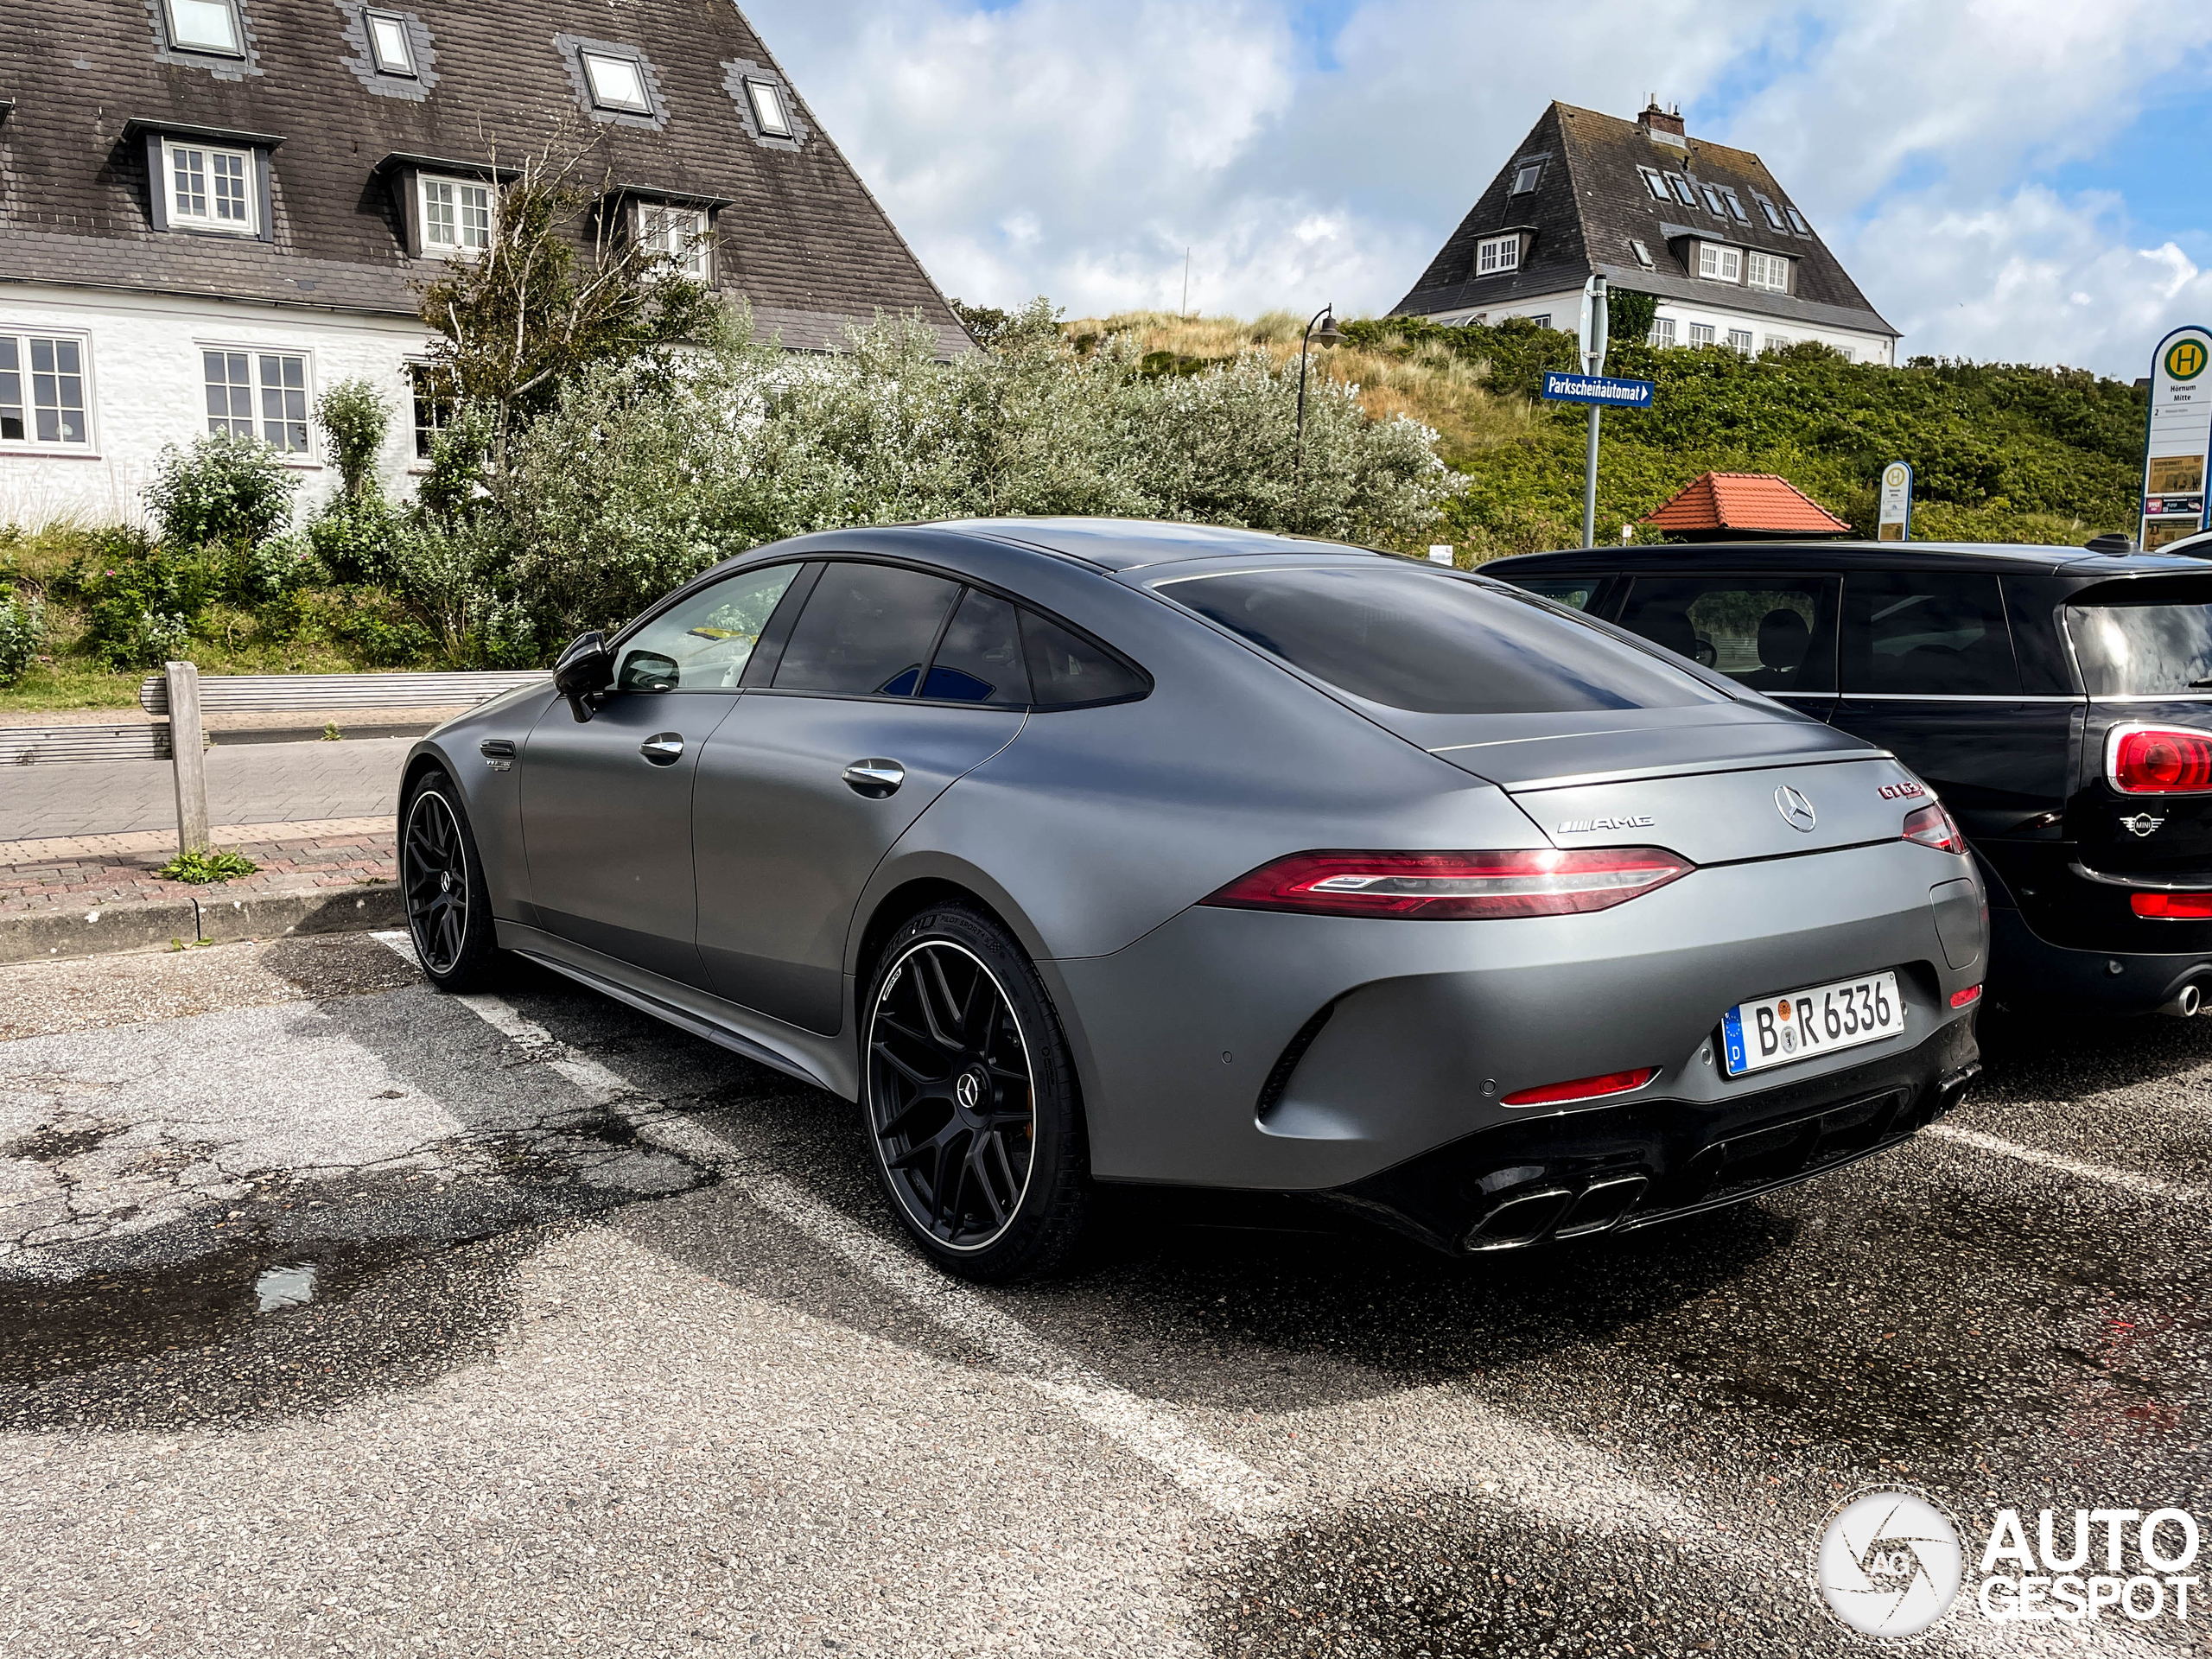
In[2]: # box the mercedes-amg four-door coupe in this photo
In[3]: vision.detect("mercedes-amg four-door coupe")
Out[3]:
[399,519,1986,1280]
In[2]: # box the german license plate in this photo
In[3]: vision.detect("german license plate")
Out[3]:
[1719,971,1904,1077]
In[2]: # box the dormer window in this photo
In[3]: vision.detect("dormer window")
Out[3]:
[1475,232,1522,276]
[365,10,416,77]
[745,79,793,137]
[163,0,242,55]
[1696,244,1742,282]
[1721,188,1749,223]
[1666,174,1697,207]
[1753,194,1786,231]
[582,50,651,113]
[420,175,494,256]
[1745,250,1791,292]
[637,203,712,280]
[165,139,257,234]
[1784,206,1811,235]
[1510,159,1544,196]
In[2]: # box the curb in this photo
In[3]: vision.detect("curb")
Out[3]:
[0,881,406,964]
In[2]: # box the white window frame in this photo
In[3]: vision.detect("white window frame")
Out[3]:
[582,49,651,113]
[163,137,258,236]
[745,79,793,137]
[1688,322,1716,347]
[1637,167,1668,201]
[1649,317,1677,347]
[1726,328,1754,353]
[163,0,243,56]
[1764,334,1789,353]
[1510,160,1543,196]
[1474,232,1521,276]
[1630,238,1655,270]
[1697,243,1743,283]
[1745,250,1790,293]
[1528,314,1551,329]
[409,361,454,466]
[634,202,713,281]
[364,10,416,76]
[0,327,98,454]
[199,344,315,461]
[418,173,496,258]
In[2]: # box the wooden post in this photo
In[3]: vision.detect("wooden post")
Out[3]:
[166,660,210,856]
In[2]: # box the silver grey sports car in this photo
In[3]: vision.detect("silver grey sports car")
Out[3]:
[400,518,1986,1280]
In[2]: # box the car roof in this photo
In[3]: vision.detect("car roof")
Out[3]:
[1479,539,2212,582]
[938,517,1382,572]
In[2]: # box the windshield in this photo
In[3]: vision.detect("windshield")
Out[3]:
[2068,581,2212,696]
[1159,565,1729,715]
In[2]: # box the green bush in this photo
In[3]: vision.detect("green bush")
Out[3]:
[308,493,407,586]
[228,532,325,603]
[144,429,299,550]
[73,537,222,668]
[315,378,394,501]
[0,587,43,686]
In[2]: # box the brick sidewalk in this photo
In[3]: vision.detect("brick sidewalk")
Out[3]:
[0,817,396,918]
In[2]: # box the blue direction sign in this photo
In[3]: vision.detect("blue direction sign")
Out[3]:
[1541,371,1655,409]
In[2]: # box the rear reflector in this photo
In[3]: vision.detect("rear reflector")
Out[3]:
[1198,848,1693,920]
[1501,1067,1658,1108]
[2108,726,2212,795]
[1902,802,1963,854]
[1949,984,1982,1009]
[2131,891,2212,919]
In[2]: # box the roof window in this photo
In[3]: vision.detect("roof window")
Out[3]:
[1699,182,1726,216]
[1784,206,1811,235]
[1630,238,1655,269]
[365,10,415,76]
[1510,159,1544,195]
[1637,166,1668,201]
[1720,188,1749,223]
[582,50,650,113]
[164,0,242,55]
[1666,174,1698,207]
[746,79,793,137]
[1753,193,1786,231]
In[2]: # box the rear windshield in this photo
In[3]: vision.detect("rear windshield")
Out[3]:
[2068,580,2212,696]
[1159,565,1728,714]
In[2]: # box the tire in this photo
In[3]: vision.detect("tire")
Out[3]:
[399,767,501,993]
[861,904,1090,1282]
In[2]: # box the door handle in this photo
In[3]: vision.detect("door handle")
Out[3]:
[842,759,905,798]
[639,733,685,766]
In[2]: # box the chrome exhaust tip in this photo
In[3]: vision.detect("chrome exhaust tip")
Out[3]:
[2158,982,2202,1019]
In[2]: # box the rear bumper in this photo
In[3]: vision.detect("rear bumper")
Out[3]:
[1988,905,2212,1014]
[1324,1019,1980,1255]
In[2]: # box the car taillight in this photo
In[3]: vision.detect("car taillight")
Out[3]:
[1902,802,1962,854]
[2131,891,2212,919]
[1198,848,1694,919]
[1501,1067,1658,1107]
[2108,726,2212,794]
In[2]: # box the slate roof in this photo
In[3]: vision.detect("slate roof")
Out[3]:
[1643,472,1854,537]
[1391,103,1897,341]
[0,2,969,355]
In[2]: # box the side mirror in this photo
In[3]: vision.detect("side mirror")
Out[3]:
[553,631,614,723]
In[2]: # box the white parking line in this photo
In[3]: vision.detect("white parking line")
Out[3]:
[372,933,1287,1522]
[1928,1123,2211,1205]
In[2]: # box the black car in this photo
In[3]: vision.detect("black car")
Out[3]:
[1484,540,2212,1016]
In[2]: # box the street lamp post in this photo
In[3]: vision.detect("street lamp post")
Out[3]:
[1294,303,1344,530]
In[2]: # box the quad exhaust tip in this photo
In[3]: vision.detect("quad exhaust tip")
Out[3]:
[2159,982,2202,1019]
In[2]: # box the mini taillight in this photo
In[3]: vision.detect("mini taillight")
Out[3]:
[2131,891,2212,919]
[1902,802,1963,854]
[1198,848,1694,919]
[1950,984,1982,1009]
[1501,1067,1659,1107]
[2108,727,2212,795]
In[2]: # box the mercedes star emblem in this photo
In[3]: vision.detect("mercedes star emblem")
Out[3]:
[1775,785,1818,833]
[956,1072,982,1110]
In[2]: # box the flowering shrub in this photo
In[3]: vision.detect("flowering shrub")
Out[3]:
[144,429,299,550]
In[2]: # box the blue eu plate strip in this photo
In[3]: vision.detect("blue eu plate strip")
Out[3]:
[1721,1007,1747,1077]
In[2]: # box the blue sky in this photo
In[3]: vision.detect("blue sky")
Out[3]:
[744,0,2212,376]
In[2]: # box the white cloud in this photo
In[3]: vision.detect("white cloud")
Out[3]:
[742,0,2212,371]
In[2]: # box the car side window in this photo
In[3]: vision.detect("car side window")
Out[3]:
[1842,572,2020,696]
[923,588,1030,704]
[773,563,963,697]
[1514,576,1605,613]
[1618,576,1839,694]
[1021,609,1147,706]
[614,563,801,692]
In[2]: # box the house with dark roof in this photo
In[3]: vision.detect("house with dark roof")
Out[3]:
[1391,100,1898,366]
[0,1,966,524]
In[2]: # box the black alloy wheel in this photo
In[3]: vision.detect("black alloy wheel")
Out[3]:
[400,769,498,990]
[863,906,1090,1280]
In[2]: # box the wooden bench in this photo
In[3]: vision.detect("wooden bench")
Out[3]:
[1,664,545,855]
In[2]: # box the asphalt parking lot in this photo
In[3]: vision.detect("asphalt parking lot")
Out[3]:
[1,935,2205,1658]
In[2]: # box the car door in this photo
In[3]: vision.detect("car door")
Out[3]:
[1613,572,1842,721]
[520,562,804,988]
[1828,569,2073,839]
[692,562,1033,1033]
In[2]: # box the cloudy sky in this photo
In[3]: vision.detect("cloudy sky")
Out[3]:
[742,0,2212,376]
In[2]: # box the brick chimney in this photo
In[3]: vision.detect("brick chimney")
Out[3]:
[1638,97,1685,137]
